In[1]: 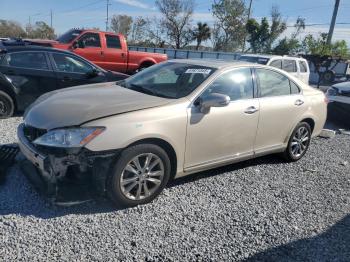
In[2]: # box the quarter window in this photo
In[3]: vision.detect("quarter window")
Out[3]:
[256,69,291,97]
[283,60,297,73]
[290,81,300,94]
[51,53,93,73]
[106,35,122,49]
[269,59,282,69]
[78,33,101,48]
[299,61,308,73]
[203,68,254,101]
[2,52,48,70]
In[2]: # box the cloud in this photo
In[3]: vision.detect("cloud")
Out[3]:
[113,0,154,10]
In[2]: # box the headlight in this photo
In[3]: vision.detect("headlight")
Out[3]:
[326,87,338,96]
[33,127,105,148]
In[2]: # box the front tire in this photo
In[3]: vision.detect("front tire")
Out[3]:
[0,91,14,118]
[107,144,171,208]
[283,122,312,162]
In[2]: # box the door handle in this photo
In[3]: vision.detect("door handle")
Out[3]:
[244,106,259,114]
[62,76,72,82]
[295,99,304,106]
[6,70,15,74]
[100,51,104,56]
[121,53,125,57]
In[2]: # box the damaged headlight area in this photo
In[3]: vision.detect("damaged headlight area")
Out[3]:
[33,127,105,148]
[326,87,339,96]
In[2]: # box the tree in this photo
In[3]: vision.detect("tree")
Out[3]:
[26,21,55,39]
[192,22,211,50]
[211,0,247,52]
[110,15,133,37]
[246,6,286,53]
[129,16,149,44]
[302,33,349,57]
[0,20,26,38]
[155,0,194,49]
[272,17,305,55]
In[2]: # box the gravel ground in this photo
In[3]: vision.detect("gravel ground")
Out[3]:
[0,117,350,261]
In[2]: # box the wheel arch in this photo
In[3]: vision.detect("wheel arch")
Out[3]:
[128,138,178,180]
[0,82,17,110]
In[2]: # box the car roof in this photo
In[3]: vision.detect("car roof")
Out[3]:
[169,59,252,69]
[1,44,73,55]
[240,54,306,61]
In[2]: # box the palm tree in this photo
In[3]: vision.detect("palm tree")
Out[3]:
[192,22,211,50]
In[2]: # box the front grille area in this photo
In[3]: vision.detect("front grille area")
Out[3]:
[23,125,47,142]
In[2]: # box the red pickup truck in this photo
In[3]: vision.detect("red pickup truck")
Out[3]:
[31,29,167,73]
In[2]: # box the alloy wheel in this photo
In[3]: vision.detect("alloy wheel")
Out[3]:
[290,126,310,158]
[120,153,164,200]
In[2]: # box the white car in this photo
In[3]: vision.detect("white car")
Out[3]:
[326,82,350,121]
[238,54,310,84]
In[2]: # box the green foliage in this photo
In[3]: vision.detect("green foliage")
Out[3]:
[212,0,247,52]
[192,22,211,50]
[302,33,349,58]
[26,21,55,40]
[246,6,286,53]
[0,20,26,38]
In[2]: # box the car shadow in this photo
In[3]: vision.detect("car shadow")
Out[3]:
[0,142,285,219]
[245,214,350,261]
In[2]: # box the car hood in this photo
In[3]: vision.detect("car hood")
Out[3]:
[333,82,350,93]
[24,82,171,130]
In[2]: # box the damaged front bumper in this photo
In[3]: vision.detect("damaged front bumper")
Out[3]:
[17,123,118,204]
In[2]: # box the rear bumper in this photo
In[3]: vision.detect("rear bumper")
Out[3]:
[17,123,118,203]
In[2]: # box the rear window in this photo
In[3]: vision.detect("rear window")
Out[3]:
[106,35,122,49]
[2,52,48,70]
[269,59,282,69]
[299,61,308,73]
[238,56,269,65]
[283,60,297,73]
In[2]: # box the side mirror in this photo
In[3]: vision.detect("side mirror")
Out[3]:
[86,69,99,78]
[73,40,85,49]
[198,93,230,113]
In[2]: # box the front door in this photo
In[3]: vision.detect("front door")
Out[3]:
[185,67,260,169]
[50,52,106,89]
[73,32,104,68]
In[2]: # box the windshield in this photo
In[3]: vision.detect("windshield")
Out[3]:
[117,62,216,99]
[238,56,270,65]
[57,29,82,43]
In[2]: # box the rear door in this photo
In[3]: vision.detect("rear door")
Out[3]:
[101,34,127,73]
[0,51,57,110]
[73,32,104,68]
[49,52,107,89]
[298,60,310,84]
[254,68,307,154]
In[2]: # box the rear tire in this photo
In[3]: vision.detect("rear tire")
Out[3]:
[0,91,14,118]
[283,122,312,162]
[107,144,171,208]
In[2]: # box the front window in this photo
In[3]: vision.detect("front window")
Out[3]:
[118,62,216,98]
[202,68,254,101]
[238,56,269,65]
[78,33,101,48]
[51,53,93,73]
[57,29,82,44]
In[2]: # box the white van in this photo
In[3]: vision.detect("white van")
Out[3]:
[238,54,310,84]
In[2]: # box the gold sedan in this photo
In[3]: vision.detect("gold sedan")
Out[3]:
[18,60,327,207]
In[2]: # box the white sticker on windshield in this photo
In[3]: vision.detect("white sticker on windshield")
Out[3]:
[185,69,212,74]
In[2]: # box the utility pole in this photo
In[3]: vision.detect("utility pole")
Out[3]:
[106,0,110,31]
[50,9,53,28]
[327,0,340,45]
[242,0,253,52]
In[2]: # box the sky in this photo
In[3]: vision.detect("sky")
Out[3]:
[0,0,350,44]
